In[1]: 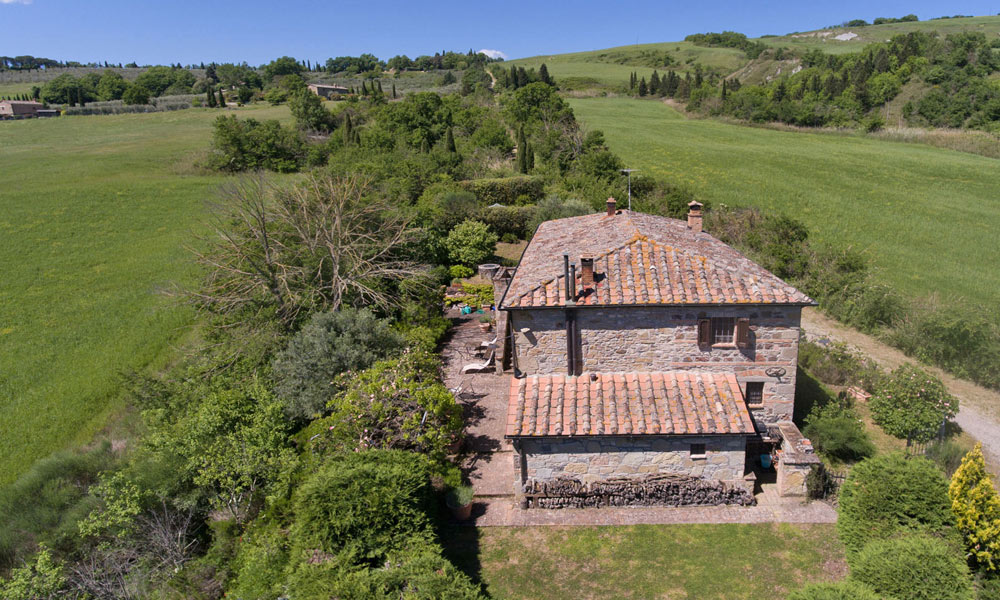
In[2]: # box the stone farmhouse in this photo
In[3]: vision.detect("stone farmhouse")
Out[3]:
[0,100,43,118]
[307,83,349,99]
[493,199,821,508]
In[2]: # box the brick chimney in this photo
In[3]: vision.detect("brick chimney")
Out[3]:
[606,197,617,216]
[687,200,703,233]
[580,256,595,289]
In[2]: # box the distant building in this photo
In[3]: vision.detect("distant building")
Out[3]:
[307,84,349,99]
[0,100,44,118]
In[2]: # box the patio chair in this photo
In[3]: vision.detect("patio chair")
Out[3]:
[465,335,498,358]
[461,349,495,374]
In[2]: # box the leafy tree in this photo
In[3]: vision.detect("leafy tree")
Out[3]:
[306,351,464,459]
[837,452,955,555]
[273,308,406,422]
[949,443,1000,572]
[527,195,592,232]
[445,220,498,267]
[96,70,128,101]
[121,83,150,105]
[849,534,974,600]
[870,364,957,443]
[208,116,306,173]
[289,89,334,131]
[0,545,66,600]
[262,56,304,80]
[237,86,254,104]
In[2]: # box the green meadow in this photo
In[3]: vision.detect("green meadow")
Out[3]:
[0,103,291,484]
[569,97,1000,310]
[445,523,845,599]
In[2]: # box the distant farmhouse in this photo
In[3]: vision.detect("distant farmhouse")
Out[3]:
[0,100,44,119]
[493,200,821,508]
[307,83,349,99]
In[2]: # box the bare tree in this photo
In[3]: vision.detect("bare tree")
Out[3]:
[188,173,426,331]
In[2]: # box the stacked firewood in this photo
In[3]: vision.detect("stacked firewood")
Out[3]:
[522,473,755,509]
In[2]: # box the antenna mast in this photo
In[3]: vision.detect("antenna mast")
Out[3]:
[620,169,638,211]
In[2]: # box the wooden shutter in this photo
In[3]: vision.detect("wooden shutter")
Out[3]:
[697,319,711,346]
[736,318,750,348]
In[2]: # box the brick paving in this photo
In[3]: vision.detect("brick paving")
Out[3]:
[441,308,838,527]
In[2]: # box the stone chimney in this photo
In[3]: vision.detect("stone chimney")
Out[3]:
[687,200,703,233]
[606,197,617,216]
[580,256,595,289]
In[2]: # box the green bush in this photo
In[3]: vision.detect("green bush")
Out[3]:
[273,308,406,422]
[459,176,544,206]
[850,535,973,600]
[527,195,592,234]
[869,364,957,443]
[207,115,307,173]
[797,339,883,390]
[416,188,482,234]
[787,580,885,600]
[122,83,151,105]
[449,265,475,280]
[927,440,969,477]
[0,443,115,569]
[803,401,875,463]
[229,521,289,600]
[288,451,436,568]
[445,220,498,267]
[478,204,534,239]
[837,453,955,556]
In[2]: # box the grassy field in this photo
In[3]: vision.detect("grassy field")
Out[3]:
[444,523,844,599]
[760,15,1000,55]
[568,97,1000,310]
[0,103,291,485]
[508,42,747,88]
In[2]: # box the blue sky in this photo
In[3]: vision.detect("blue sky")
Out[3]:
[1,0,998,65]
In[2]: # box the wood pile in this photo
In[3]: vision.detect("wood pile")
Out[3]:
[522,473,755,509]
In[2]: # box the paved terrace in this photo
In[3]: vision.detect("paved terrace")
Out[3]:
[441,309,837,527]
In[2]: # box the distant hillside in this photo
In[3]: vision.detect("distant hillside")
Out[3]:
[508,14,1000,90]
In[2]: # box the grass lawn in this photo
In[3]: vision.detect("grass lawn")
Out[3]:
[443,523,845,599]
[0,103,291,485]
[568,97,1000,311]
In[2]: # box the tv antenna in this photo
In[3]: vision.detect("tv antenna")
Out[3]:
[621,169,638,211]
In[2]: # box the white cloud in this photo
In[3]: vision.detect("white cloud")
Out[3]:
[478,49,507,60]
[1,0,34,4]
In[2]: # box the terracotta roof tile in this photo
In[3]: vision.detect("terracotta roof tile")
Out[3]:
[500,211,813,309]
[505,371,757,438]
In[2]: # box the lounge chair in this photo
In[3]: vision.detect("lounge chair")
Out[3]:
[461,349,495,374]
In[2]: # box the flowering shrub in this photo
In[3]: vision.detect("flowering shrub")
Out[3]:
[949,443,1000,573]
[304,349,463,461]
[869,364,957,443]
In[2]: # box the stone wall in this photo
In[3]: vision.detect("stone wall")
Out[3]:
[519,435,748,484]
[508,305,801,424]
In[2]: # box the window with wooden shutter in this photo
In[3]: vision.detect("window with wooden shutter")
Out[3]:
[736,318,750,348]
[697,319,711,346]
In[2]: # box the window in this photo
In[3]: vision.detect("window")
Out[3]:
[712,317,735,344]
[745,381,764,406]
[690,443,706,458]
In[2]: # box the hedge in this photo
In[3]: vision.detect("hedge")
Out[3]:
[459,176,544,206]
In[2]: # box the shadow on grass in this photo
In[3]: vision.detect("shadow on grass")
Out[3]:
[439,525,487,592]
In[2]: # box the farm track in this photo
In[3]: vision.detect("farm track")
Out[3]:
[801,308,1000,471]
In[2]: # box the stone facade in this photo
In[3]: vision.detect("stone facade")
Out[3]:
[509,305,801,426]
[515,435,748,487]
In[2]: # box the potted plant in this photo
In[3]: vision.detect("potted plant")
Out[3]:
[478,314,492,332]
[446,484,475,521]
[447,432,464,454]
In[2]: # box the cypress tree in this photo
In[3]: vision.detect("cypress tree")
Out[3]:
[354,129,361,146]
[207,87,216,107]
[539,63,552,86]
[445,127,457,153]
[509,65,518,89]
[377,80,383,94]
[420,138,430,153]
[526,141,534,171]
[650,70,660,91]
[391,82,396,99]
[218,89,226,107]
[721,79,727,101]
[343,113,353,145]
[638,77,647,97]
[361,81,368,96]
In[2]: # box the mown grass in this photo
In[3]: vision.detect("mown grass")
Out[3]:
[0,103,291,484]
[568,97,1000,310]
[444,523,845,599]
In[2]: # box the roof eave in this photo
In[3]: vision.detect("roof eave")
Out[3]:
[500,300,816,311]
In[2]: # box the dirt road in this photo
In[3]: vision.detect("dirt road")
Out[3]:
[801,308,1000,468]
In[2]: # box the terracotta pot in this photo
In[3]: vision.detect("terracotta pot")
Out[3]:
[447,436,463,454]
[478,322,491,332]
[449,501,473,521]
